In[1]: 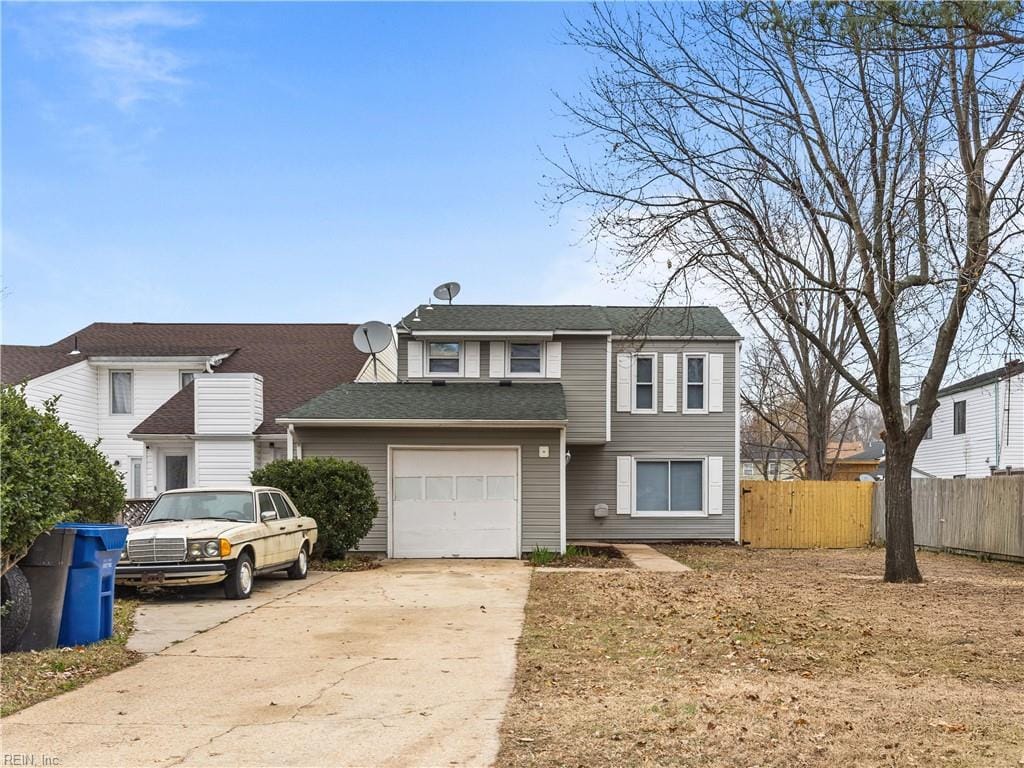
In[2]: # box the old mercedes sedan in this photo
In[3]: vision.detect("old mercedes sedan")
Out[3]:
[116,486,318,600]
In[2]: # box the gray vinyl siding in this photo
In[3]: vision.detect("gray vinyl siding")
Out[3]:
[566,340,738,541]
[295,427,563,554]
[397,335,607,444]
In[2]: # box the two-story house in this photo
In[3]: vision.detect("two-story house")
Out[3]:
[278,304,742,556]
[911,360,1024,478]
[1,323,392,496]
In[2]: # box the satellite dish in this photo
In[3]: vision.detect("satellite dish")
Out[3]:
[432,281,461,304]
[858,474,877,483]
[352,321,393,382]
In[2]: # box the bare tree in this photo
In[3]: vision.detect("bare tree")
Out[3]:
[556,1,1024,581]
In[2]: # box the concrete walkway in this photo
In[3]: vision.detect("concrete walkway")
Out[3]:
[3,560,531,768]
[614,543,693,572]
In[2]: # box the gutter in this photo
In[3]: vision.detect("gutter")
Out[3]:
[276,418,568,428]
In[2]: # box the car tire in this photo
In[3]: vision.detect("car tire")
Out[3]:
[223,552,254,600]
[1,565,32,653]
[287,545,309,580]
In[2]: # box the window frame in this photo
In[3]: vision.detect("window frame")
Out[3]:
[742,462,755,478]
[179,370,202,389]
[683,353,708,414]
[506,342,546,378]
[952,400,966,435]
[426,341,463,377]
[631,353,658,414]
[631,456,707,518]
[110,370,134,415]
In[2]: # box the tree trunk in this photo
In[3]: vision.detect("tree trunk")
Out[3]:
[883,447,922,583]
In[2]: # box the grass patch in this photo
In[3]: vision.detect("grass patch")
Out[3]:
[311,555,381,572]
[498,547,1024,767]
[1,599,142,718]
[529,545,632,569]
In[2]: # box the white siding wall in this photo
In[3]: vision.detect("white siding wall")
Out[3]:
[194,440,256,486]
[913,372,1024,477]
[354,343,397,382]
[95,364,188,491]
[23,361,98,442]
[194,373,263,434]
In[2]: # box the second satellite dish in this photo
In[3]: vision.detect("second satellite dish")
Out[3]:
[433,281,461,304]
[352,321,393,355]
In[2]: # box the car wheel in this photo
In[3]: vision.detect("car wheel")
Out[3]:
[1,565,32,653]
[287,545,309,580]
[224,553,254,600]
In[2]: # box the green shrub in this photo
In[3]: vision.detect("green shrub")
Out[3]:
[1,386,125,573]
[529,546,556,566]
[251,458,378,558]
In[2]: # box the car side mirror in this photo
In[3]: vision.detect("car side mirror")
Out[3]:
[260,510,277,522]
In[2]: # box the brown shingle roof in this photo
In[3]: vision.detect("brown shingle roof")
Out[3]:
[2,323,369,435]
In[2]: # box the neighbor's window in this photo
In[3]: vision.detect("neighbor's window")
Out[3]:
[768,461,779,478]
[953,400,966,435]
[509,343,543,374]
[110,371,133,414]
[635,459,703,514]
[633,355,655,411]
[923,421,933,440]
[742,463,755,477]
[180,370,201,389]
[428,342,461,374]
[685,355,706,411]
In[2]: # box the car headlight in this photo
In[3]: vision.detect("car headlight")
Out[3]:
[187,540,222,559]
[203,540,219,557]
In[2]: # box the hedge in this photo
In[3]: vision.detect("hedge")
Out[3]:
[1,386,125,573]
[251,458,377,558]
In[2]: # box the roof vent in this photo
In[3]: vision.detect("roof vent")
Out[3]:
[499,379,512,387]
[431,379,446,387]
[68,335,81,356]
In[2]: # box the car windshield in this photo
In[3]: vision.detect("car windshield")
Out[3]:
[145,492,255,523]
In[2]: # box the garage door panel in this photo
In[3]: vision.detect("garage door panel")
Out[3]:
[391,448,518,558]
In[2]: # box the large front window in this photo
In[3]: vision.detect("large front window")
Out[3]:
[145,491,255,524]
[509,343,543,374]
[635,459,703,514]
[428,342,461,374]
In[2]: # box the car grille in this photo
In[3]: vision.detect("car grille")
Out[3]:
[127,537,187,564]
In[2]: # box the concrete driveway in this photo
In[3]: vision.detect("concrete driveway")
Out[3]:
[2,560,531,768]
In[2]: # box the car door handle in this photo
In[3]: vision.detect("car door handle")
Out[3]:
[278,526,286,531]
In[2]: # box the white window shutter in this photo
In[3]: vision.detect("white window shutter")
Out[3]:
[464,341,480,378]
[662,353,678,412]
[406,341,423,378]
[616,353,632,412]
[616,455,632,515]
[708,456,723,514]
[709,354,724,412]
[489,341,505,378]
[545,341,562,378]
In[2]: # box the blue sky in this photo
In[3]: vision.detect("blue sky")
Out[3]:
[2,1,671,345]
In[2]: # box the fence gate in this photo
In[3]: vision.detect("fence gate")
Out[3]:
[740,480,874,548]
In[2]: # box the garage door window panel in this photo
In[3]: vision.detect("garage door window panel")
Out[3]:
[425,476,454,501]
[456,475,485,501]
[394,477,424,501]
[486,475,516,501]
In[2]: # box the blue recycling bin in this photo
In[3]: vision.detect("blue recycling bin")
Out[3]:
[56,523,129,647]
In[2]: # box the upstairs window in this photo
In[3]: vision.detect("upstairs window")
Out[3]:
[685,355,706,411]
[953,400,966,435]
[428,342,461,374]
[110,371,133,414]
[509,343,543,374]
[633,354,656,412]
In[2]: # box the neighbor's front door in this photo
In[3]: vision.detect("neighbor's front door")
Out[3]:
[165,455,189,491]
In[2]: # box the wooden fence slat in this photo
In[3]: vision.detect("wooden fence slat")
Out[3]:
[741,480,872,548]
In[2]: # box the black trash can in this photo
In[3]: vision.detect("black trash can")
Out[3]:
[16,527,78,651]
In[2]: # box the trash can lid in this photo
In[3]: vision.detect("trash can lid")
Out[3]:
[55,523,129,550]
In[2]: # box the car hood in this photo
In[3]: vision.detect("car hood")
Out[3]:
[129,519,253,539]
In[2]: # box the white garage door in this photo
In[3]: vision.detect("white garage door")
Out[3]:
[391,448,519,558]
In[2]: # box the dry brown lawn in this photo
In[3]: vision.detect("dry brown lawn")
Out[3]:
[497,546,1024,768]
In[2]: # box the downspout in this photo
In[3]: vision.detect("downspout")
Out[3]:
[993,380,1002,469]
[287,424,296,460]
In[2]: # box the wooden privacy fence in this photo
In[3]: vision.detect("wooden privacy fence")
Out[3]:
[872,477,1024,561]
[740,480,874,548]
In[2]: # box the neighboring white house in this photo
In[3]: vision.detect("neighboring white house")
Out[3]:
[911,361,1024,478]
[2,323,394,497]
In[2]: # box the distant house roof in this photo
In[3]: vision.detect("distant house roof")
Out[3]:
[841,441,885,462]
[397,305,740,338]
[740,444,803,463]
[1,323,370,435]
[281,382,567,423]
[908,360,1024,405]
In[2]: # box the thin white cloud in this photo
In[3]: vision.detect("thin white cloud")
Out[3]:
[11,3,198,111]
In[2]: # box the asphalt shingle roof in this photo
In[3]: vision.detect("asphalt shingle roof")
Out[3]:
[282,382,567,422]
[397,305,740,338]
[1,323,370,435]
[907,360,1024,405]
